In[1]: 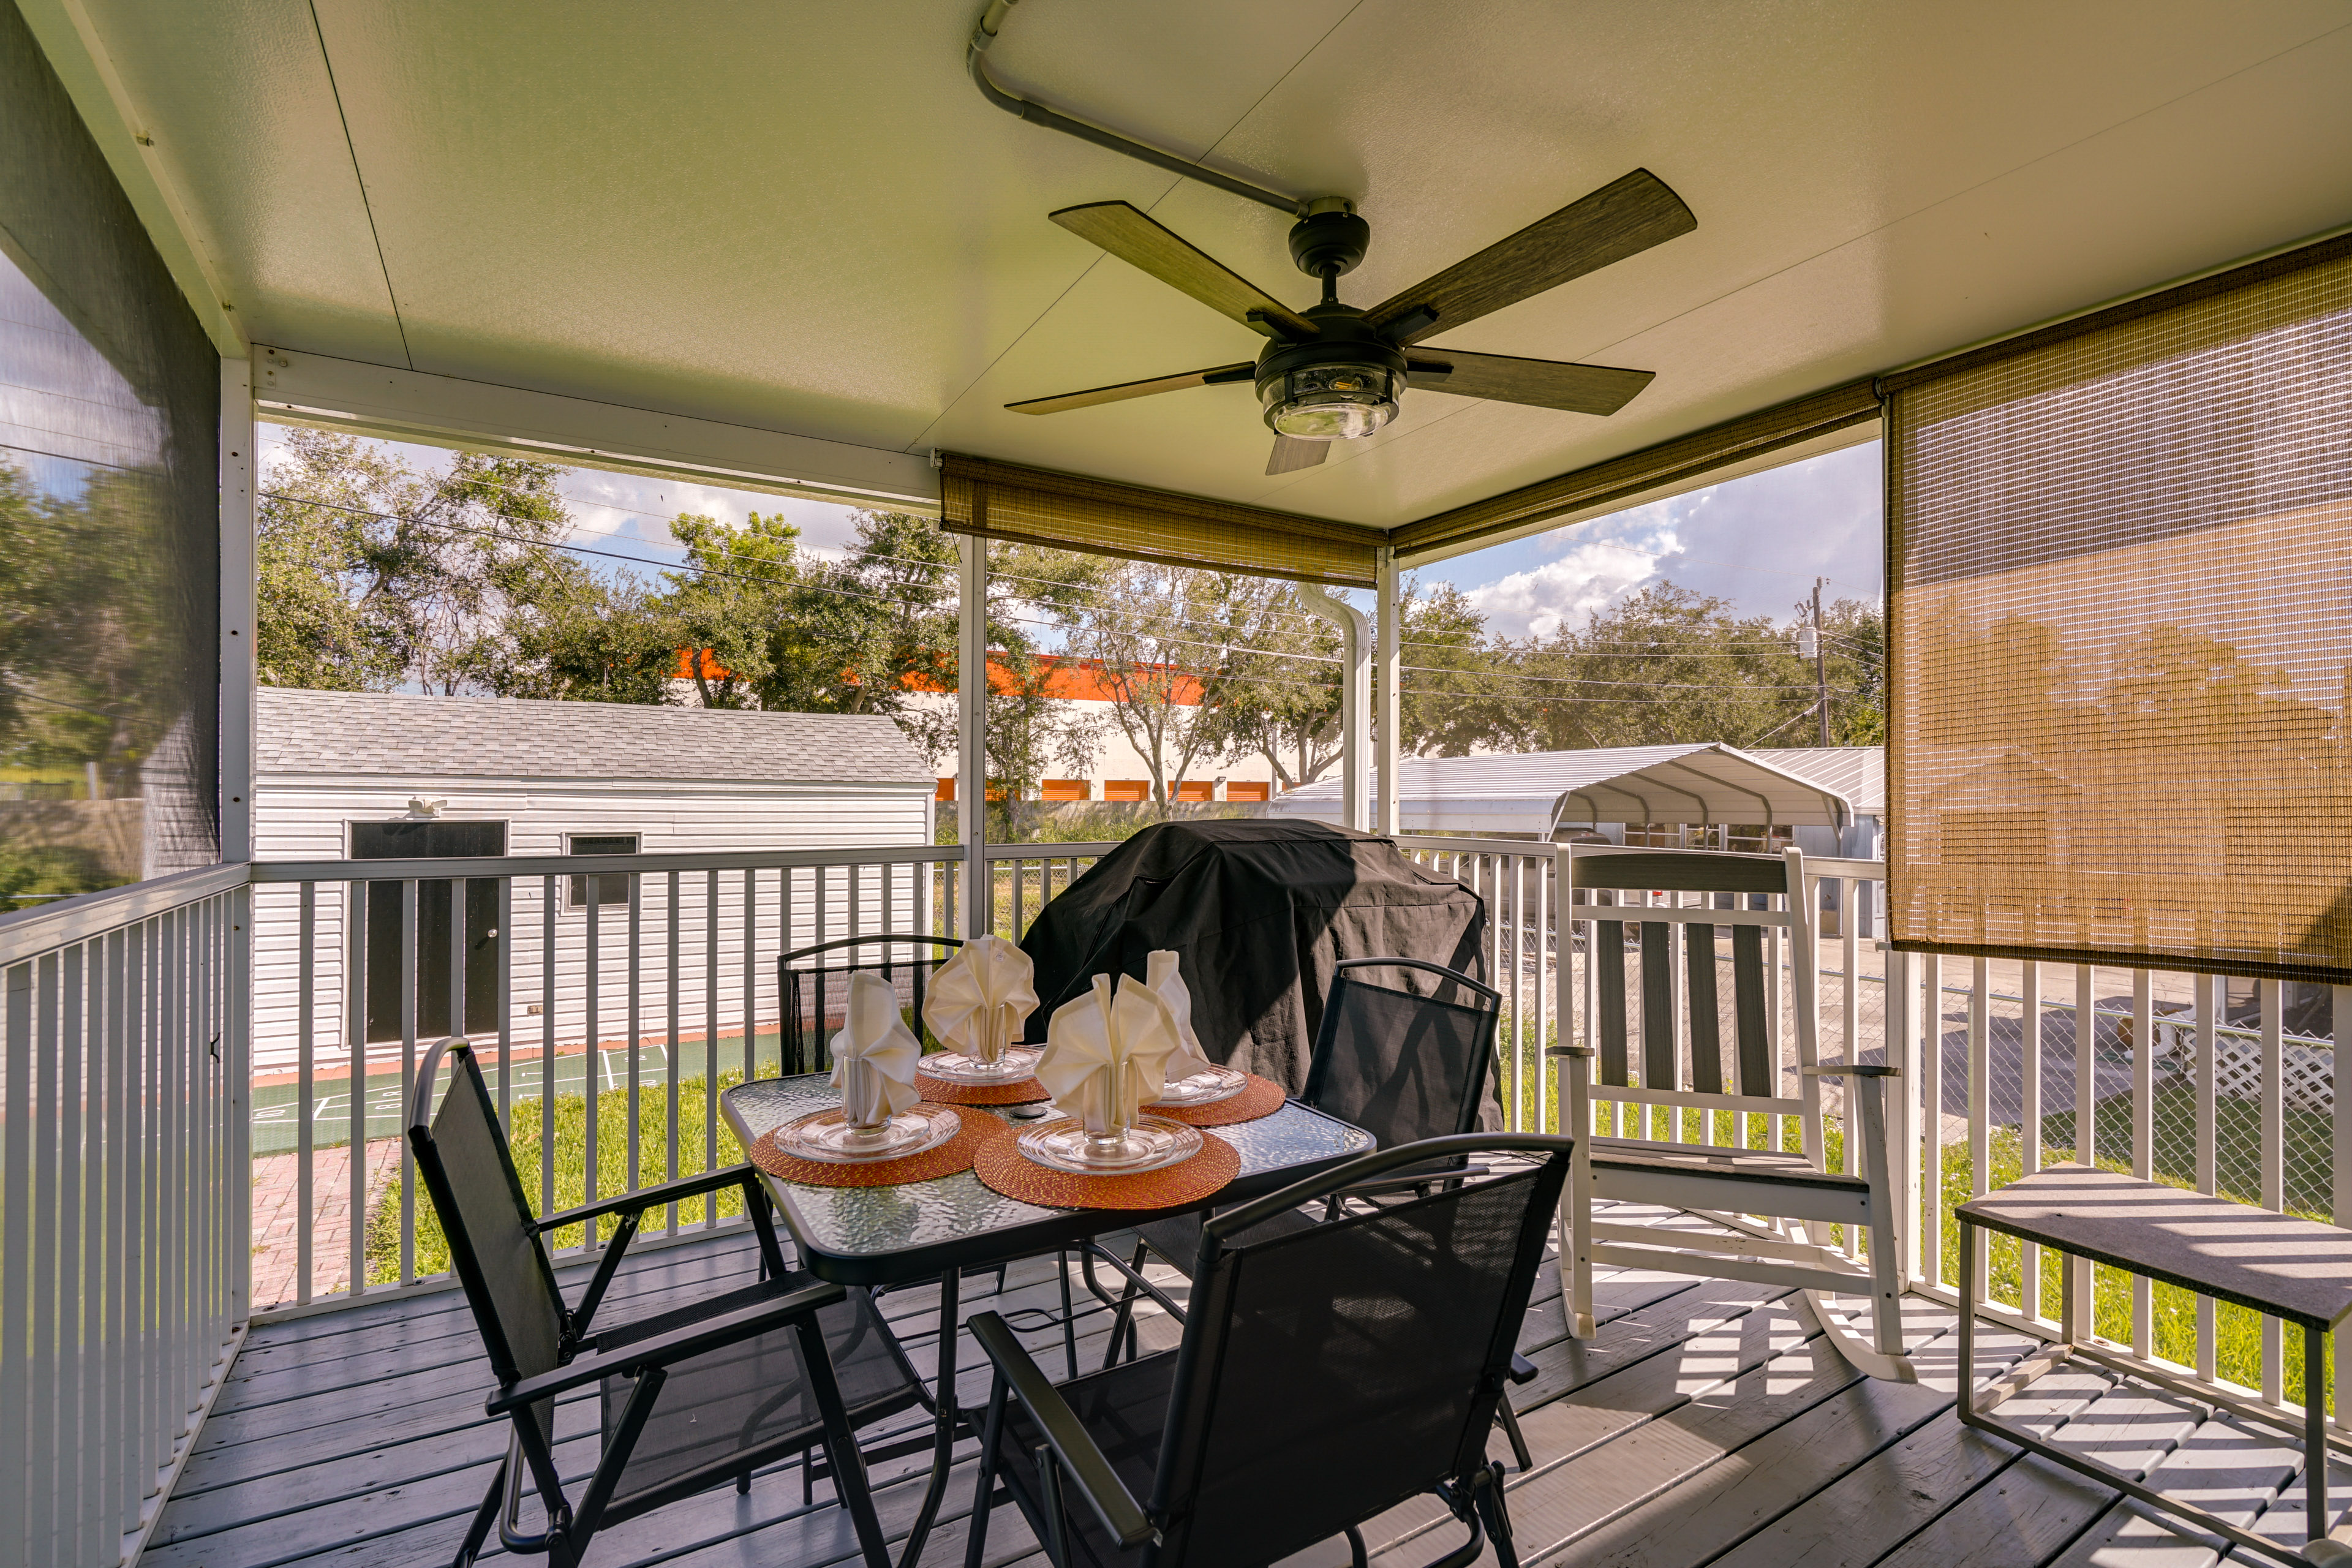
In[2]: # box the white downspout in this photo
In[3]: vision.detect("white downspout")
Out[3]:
[1374,546,1401,835]
[958,532,990,935]
[1295,582,1369,832]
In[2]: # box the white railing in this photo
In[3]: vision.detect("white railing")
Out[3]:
[12,828,2343,1568]
[242,845,971,1316]
[1,864,251,1568]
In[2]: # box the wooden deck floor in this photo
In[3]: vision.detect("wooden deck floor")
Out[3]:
[151,1207,2334,1568]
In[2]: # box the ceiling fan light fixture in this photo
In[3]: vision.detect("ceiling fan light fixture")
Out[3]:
[1258,360,1403,441]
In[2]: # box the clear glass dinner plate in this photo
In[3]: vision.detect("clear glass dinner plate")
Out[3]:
[1016,1114,1203,1175]
[772,1100,962,1163]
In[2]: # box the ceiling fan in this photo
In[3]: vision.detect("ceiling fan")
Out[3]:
[1007,168,1696,477]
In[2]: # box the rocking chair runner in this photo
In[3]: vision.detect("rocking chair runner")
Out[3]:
[1553,845,1912,1382]
[407,1037,922,1568]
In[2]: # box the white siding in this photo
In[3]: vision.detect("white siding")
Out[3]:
[251,774,938,1074]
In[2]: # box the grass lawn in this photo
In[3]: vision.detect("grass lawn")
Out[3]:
[369,1069,753,1284]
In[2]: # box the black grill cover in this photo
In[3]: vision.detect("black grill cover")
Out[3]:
[1016,821,1487,1092]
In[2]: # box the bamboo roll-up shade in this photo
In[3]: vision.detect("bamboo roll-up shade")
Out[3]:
[1887,238,2352,982]
[938,452,1385,586]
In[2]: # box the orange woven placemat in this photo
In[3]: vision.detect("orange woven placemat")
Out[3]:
[750,1109,989,1188]
[1148,1072,1287,1127]
[917,1071,1050,1106]
[972,1123,1240,1211]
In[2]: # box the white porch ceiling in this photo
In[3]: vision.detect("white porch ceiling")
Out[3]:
[78,0,2352,527]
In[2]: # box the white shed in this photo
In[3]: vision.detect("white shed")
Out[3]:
[251,688,938,1074]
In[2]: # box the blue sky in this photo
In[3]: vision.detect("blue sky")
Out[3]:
[1427,440,1885,638]
[257,424,1883,639]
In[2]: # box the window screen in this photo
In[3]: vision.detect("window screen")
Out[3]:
[1,7,221,906]
[1887,238,2352,981]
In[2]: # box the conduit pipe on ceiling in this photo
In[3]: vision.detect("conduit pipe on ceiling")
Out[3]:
[967,0,1314,218]
[1294,583,1370,832]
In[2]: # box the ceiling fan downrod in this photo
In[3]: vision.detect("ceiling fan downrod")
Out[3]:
[965,0,1336,221]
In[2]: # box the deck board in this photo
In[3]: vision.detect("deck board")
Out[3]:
[153,1207,2352,1568]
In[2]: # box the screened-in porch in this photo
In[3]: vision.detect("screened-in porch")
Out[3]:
[5,5,2352,1568]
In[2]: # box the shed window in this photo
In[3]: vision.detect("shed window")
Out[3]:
[567,834,639,912]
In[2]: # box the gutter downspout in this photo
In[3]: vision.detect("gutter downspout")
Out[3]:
[1374,546,1401,835]
[1295,583,1370,832]
[967,0,1311,219]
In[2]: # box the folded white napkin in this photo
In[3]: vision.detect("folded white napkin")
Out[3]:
[829,971,922,1126]
[1035,973,1185,1136]
[1147,950,1218,1083]
[922,934,1039,1064]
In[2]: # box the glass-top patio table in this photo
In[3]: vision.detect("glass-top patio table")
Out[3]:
[721,1072,1374,1568]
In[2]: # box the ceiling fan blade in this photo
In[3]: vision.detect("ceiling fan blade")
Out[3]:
[1366,170,1696,345]
[1052,202,1319,341]
[1007,362,1257,416]
[1265,435,1329,476]
[1406,350,1654,416]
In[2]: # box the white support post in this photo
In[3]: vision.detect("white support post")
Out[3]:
[1294,583,1370,831]
[957,533,989,937]
[219,357,255,864]
[1373,546,1400,835]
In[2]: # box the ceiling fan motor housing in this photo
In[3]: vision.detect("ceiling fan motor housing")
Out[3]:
[1287,200,1371,279]
[1256,303,1407,440]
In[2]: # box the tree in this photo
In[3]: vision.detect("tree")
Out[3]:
[255,428,574,693]
[1189,579,1348,791]
[488,557,677,704]
[1393,579,1519,756]
[1052,559,1237,804]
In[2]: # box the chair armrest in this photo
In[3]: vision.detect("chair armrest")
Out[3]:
[968,1311,1158,1552]
[1545,1045,1595,1059]
[535,1164,762,1234]
[1802,1064,1900,1078]
[1509,1352,1539,1385]
[488,1276,845,1414]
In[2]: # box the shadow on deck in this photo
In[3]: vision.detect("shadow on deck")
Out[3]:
[151,1206,2321,1568]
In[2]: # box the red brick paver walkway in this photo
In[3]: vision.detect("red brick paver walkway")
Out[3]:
[250,1139,403,1308]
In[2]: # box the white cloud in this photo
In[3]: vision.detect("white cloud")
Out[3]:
[1463,505,1686,639]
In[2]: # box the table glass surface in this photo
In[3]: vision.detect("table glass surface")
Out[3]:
[723,1073,1373,1262]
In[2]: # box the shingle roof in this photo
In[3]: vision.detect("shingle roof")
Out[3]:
[255,688,935,786]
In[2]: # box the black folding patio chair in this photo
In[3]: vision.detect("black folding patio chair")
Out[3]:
[408,1036,922,1568]
[778,932,962,1074]
[966,1133,1575,1568]
[1106,957,1540,1466]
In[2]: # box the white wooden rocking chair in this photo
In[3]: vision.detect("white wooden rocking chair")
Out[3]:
[1553,844,1914,1382]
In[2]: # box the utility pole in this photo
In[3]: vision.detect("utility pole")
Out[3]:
[1811,577,1831,745]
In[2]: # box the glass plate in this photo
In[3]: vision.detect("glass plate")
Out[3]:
[1016,1114,1203,1175]
[772,1101,962,1164]
[1147,1064,1249,1107]
[917,1046,1044,1085]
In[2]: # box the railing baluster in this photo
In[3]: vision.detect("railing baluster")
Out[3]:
[1921,954,1943,1285]
[350,883,369,1297]
[542,876,557,1224]
[2196,973,2219,1381]
[399,880,418,1284]
[2260,976,2283,1404]
[498,877,513,1139]
[1968,956,1989,1300]
[2132,968,2154,1359]
[297,884,314,1306]
[667,872,682,1235]
[743,867,758,1085]
[2019,958,2041,1316]
[704,870,719,1219]
[2073,963,2095,1167]
[583,870,600,1253]
[627,872,642,1203]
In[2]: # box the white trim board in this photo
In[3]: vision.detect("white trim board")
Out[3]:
[254,347,941,512]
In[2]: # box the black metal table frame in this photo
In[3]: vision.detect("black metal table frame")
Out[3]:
[743,1104,1369,1568]
[1957,1213,2352,1566]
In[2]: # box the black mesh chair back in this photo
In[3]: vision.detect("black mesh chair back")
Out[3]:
[1300,957,1502,1150]
[778,933,962,1074]
[971,1135,1571,1568]
[412,1043,568,1399]
[409,1038,913,1567]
